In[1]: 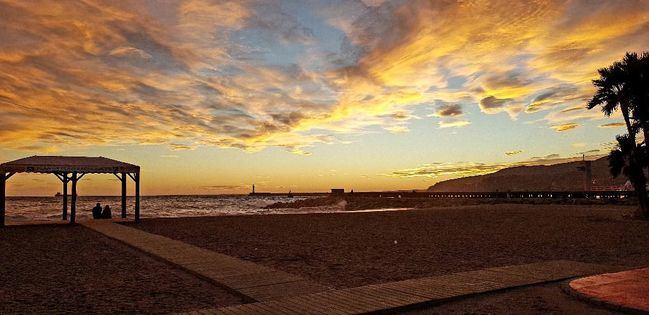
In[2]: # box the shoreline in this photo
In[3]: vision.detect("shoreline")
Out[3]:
[7,198,636,225]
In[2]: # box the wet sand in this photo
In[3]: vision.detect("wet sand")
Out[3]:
[133,204,649,313]
[0,225,242,314]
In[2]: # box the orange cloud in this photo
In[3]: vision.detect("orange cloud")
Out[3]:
[1,0,648,155]
[505,150,523,156]
[552,123,580,132]
[388,153,603,179]
[599,122,626,128]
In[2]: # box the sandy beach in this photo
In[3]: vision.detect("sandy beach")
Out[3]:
[131,203,648,313]
[3,204,647,313]
[0,225,243,314]
[134,204,649,288]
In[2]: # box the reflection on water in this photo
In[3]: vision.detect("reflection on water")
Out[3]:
[5,195,342,222]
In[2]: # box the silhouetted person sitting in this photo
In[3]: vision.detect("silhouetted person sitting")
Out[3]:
[92,203,102,219]
[101,205,112,219]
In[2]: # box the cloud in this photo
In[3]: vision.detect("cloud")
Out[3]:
[532,153,561,160]
[505,150,523,156]
[200,184,248,192]
[389,152,603,179]
[479,96,513,113]
[551,123,579,132]
[389,162,512,179]
[170,143,196,151]
[599,122,626,128]
[390,111,416,121]
[433,104,463,117]
[526,86,582,113]
[438,119,470,129]
[1,0,648,155]
[109,47,152,59]
[245,2,315,44]
[430,102,469,128]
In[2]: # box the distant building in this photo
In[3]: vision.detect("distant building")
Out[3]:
[249,184,271,196]
[576,156,593,191]
[331,188,344,195]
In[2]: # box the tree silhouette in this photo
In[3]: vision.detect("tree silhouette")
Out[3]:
[588,60,637,142]
[622,53,649,151]
[589,52,649,219]
[608,134,647,218]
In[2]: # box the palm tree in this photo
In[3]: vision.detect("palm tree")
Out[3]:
[588,52,649,219]
[588,60,636,142]
[621,52,649,150]
[609,134,648,218]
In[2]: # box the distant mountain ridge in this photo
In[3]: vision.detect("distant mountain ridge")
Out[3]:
[427,157,627,192]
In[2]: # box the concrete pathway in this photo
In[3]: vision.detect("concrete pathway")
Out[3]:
[81,221,331,302]
[212,260,613,314]
[568,267,649,313]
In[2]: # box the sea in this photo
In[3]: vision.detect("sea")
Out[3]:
[4,195,343,223]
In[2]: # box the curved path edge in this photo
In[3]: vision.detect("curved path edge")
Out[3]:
[566,267,649,314]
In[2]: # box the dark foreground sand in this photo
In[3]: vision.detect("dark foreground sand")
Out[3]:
[134,204,649,313]
[0,225,242,314]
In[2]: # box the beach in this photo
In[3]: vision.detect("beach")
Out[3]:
[3,203,648,313]
[134,204,649,289]
[0,225,243,314]
[132,203,648,313]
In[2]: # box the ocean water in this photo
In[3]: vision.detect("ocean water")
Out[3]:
[4,195,343,223]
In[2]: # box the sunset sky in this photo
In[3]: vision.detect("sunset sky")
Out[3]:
[1,0,648,195]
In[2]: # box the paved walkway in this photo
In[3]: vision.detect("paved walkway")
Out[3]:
[569,267,649,313]
[212,260,613,314]
[81,221,331,302]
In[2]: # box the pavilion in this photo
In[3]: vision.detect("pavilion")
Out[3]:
[0,156,140,226]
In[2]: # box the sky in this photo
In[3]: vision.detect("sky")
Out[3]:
[1,0,648,196]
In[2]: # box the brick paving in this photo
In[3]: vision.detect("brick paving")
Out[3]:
[569,267,649,313]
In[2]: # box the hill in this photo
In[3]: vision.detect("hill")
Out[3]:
[427,157,627,192]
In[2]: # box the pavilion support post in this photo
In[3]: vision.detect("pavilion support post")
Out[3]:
[1,173,6,227]
[135,172,140,223]
[62,173,68,221]
[70,172,77,224]
[121,172,127,219]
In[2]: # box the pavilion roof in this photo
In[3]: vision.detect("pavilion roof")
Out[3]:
[0,156,140,174]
